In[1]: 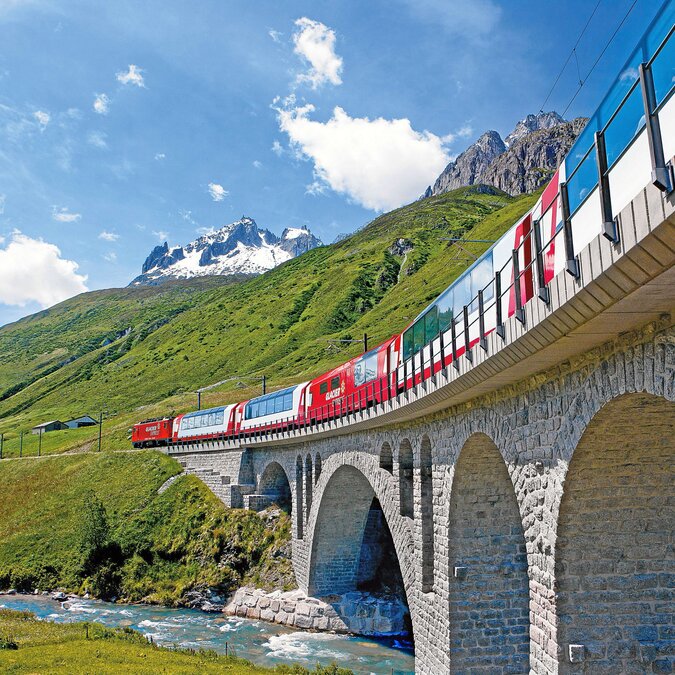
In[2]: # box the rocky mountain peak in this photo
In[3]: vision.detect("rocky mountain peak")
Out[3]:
[131,217,322,286]
[423,111,586,198]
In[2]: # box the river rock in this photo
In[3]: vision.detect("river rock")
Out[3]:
[52,591,67,601]
[6,589,17,595]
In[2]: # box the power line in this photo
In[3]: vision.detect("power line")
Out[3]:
[538,0,603,114]
[561,0,640,118]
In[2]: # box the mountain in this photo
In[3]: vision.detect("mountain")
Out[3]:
[425,111,586,197]
[0,186,538,456]
[131,216,322,285]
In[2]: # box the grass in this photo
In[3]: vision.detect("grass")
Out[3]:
[0,609,354,674]
[0,186,538,457]
[0,452,294,605]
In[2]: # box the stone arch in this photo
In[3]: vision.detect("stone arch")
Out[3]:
[399,439,413,518]
[304,454,313,520]
[420,434,434,593]
[305,453,417,656]
[447,432,530,673]
[380,441,393,473]
[258,460,292,513]
[314,453,322,484]
[554,392,675,673]
[295,455,304,539]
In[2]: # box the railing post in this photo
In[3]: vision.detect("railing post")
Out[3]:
[532,218,550,304]
[478,290,488,351]
[639,62,672,192]
[451,315,459,370]
[512,249,526,324]
[594,131,619,242]
[495,270,505,339]
[462,305,473,362]
[560,181,580,278]
[439,326,446,367]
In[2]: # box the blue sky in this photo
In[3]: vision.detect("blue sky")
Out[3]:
[0,0,668,325]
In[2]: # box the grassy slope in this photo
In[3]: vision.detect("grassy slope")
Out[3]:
[0,609,352,674]
[0,187,537,456]
[0,452,293,604]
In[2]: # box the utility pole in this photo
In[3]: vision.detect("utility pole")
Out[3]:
[262,375,266,395]
[97,411,104,452]
[363,333,368,353]
[0,432,3,459]
[38,428,42,457]
[197,391,201,410]
[19,431,23,458]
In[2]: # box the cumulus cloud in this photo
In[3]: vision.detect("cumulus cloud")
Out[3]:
[98,230,119,242]
[293,17,343,89]
[52,206,81,223]
[93,93,110,114]
[271,140,284,157]
[33,110,50,129]
[88,130,108,149]
[116,64,145,87]
[276,103,451,211]
[207,182,228,201]
[0,232,88,307]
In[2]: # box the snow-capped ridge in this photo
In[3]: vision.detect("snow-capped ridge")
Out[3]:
[131,217,322,286]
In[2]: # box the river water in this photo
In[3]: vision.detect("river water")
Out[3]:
[0,594,415,674]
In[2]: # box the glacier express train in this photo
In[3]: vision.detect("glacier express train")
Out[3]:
[133,7,675,448]
[131,169,569,448]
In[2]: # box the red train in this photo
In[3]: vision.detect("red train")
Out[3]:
[132,170,567,449]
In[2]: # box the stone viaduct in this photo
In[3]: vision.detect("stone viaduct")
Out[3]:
[167,181,675,673]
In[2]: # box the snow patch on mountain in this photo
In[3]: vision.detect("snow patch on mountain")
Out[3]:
[131,216,322,286]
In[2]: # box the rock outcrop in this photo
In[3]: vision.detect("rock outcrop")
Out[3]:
[423,111,588,198]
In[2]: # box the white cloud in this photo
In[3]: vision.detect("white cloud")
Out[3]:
[271,140,284,157]
[33,110,50,129]
[207,182,228,201]
[103,251,117,262]
[93,93,110,115]
[305,180,326,196]
[0,232,88,308]
[268,28,283,43]
[87,130,108,149]
[152,230,168,242]
[292,17,343,89]
[154,152,166,160]
[276,103,451,211]
[116,64,145,87]
[398,0,501,38]
[252,160,263,169]
[98,230,119,242]
[197,226,216,236]
[52,206,81,223]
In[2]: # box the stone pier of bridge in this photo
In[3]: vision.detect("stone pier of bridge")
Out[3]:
[168,182,675,673]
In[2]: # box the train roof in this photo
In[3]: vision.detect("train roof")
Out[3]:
[181,405,231,419]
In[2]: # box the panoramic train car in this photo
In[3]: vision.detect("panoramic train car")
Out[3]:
[305,337,396,423]
[237,384,309,434]
[172,404,237,444]
[131,417,175,448]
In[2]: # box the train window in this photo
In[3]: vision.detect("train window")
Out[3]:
[365,353,377,381]
[319,381,328,394]
[413,319,425,353]
[331,376,340,390]
[403,329,413,361]
[284,392,293,409]
[274,396,283,413]
[217,411,224,425]
[474,253,494,302]
[424,308,439,344]
[209,413,215,426]
[354,360,365,386]
[453,273,471,315]
[437,288,453,332]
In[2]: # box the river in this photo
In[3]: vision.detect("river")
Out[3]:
[0,594,415,674]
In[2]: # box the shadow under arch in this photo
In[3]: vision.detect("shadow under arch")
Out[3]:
[258,460,292,514]
[307,463,414,650]
[447,432,530,673]
[555,392,675,673]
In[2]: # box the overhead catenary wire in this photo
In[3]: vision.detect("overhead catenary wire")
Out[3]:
[538,0,603,114]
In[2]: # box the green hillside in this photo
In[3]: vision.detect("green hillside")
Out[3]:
[0,187,537,455]
[0,452,293,603]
